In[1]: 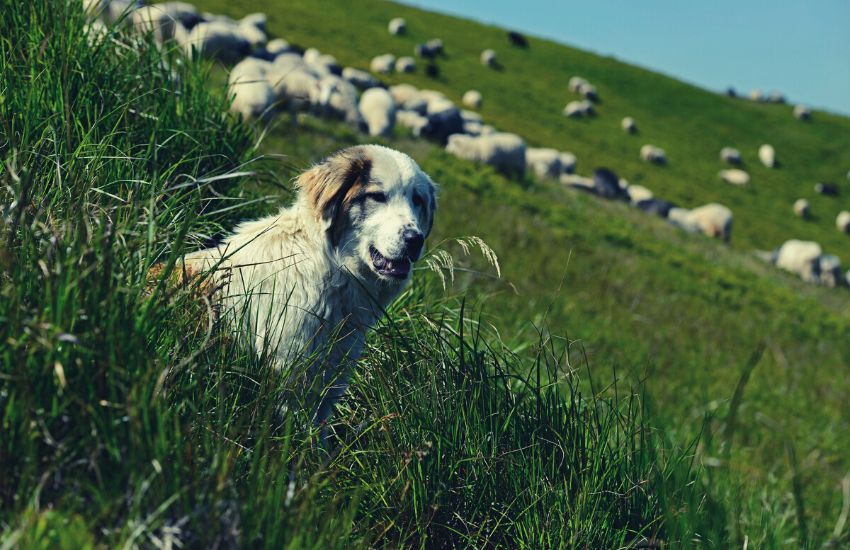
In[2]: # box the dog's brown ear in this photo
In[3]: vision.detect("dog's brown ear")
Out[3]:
[296,147,372,243]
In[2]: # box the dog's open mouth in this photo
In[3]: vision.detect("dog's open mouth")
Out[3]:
[370,246,412,279]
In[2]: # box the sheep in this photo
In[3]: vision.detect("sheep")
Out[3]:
[626,184,653,204]
[463,90,483,109]
[640,145,666,165]
[265,38,292,57]
[837,211,850,234]
[227,58,275,120]
[621,117,637,134]
[720,147,741,165]
[725,87,737,98]
[359,88,396,137]
[525,148,562,179]
[425,63,439,78]
[563,100,593,118]
[577,83,598,101]
[815,183,838,196]
[719,169,750,186]
[818,255,844,287]
[395,56,416,73]
[132,3,198,44]
[774,240,823,283]
[749,89,764,102]
[758,144,776,168]
[341,67,379,89]
[445,133,526,176]
[592,168,629,200]
[671,203,733,241]
[558,152,576,174]
[767,91,786,104]
[389,84,427,113]
[304,50,340,76]
[507,31,528,48]
[267,66,318,110]
[237,13,268,49]
[636,198,675,217]
[794,104,812,121]
[561,174,595,192]
[396,110,431,137]
[568,76,588,93]
[480,49,497,68]
[793,198,810,219]
[84,0,137,23]
[423,96,464,144]
[388,17,406,35]
[183,21,251,63]
[370,54,396,74]
[312,75,361,125]
[415,39,443,58]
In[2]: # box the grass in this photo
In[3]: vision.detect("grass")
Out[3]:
[0,1,721,548]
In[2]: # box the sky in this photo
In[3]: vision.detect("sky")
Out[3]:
[399,1,850,116]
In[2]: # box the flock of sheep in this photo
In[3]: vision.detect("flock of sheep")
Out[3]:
[82,1,850,289]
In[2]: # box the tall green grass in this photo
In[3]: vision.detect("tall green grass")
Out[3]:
[0,1,718,547]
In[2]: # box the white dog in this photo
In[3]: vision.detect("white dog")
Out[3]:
[173,145,437,426]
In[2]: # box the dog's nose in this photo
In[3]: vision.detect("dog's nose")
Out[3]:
[402,229,425,260]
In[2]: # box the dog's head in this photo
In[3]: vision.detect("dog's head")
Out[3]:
[297,145,437,285]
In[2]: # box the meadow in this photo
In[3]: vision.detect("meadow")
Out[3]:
[2,0,850,547]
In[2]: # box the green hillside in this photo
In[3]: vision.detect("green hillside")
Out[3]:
[4,0,850,547]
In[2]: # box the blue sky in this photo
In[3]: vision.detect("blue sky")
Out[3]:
[399,1,850,116]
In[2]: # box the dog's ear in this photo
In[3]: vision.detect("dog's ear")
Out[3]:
[296,147,372,244]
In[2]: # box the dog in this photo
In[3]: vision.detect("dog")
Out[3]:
[171,145,437,427]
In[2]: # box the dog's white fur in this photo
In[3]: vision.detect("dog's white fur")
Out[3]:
[180,145,437,423]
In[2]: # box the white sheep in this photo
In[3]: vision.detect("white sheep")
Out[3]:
[183,21,251,63]
[719,147,741,165]
[525,148,562,179]
[313,75,361,125]
[265,38,291,57]
[626,185,653,204]
[561,174,595,191]
[577,83,597,101]
[237,13,268,49]
[341,67,378,89]
[558,152,576,174]
[227,58,275,120]
[793,198,810,219]
[669,204,733,241]
[758,144,776,168]
[132,4,193,44]
[568,76,588,93]
[793,104,812,121]
[389,84,427,113]
[480,49,497,67]
[719,169,750,186]
[837,211,850,233]
[396,110,431,136]
[359,88,396,137]
[563,100,593,118]
[446,133,526,176]
[463,90,483,109]
[370,54,396,74]
[267,66,318,108]
[775,240,823,283]
[388,17,407,35]
[621,117,636,134]
[640,144,666,165]
[395,56,416,73]
[749,89,765,102]
[84,0,136,23]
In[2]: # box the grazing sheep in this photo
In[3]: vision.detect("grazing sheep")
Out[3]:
[837,211,850,233]
[342,67,379,89]
[359,88,396,137]
[563,100,593,118]
[558,152,576,174]
[719,169,750,186]
[303,50,340,76]
[758,144,776,168]
[388,17,406,35]
[415,39,443,58]
[424,63,440,78]
[132,4,189,44]
[818,255,844,287]
[267,66,319,109]
[815,182,838,196]
[626,184,653,204]
[423,97,464,144]
[775,240,823,283]
[636,198,675,217]
[389,84,427,113]
[480,49,497,67]
[370,54,396,74]
[265,38,291,57]
[183,21,251,63]
[577,83,598,101]
[793,198,810,219]
[640,144,666,165]
[767,91,786,104]
[445,133,526,176]
[460,110,482,123]
[237,13,268,49]
[396,110,431,137]
[507,31,528,47]
[794,104,812,121]
[395,56,416,73]
[592,168,629,201]
[463,90,483,109]
[749,89,765,102]
[525,148,562,179]
[725,87,737,98]
[672,203,733,241]
[227,58,275,120]
[568,76,588,93]
[312,75,361,125]
[84,0,138,23]
[621,117,637,134]
[720,147,741,165]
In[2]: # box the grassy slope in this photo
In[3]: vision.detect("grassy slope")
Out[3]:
[190,0,850,542]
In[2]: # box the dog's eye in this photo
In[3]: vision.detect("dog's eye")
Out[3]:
[412,194,424,208]
[366,192,387,203]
